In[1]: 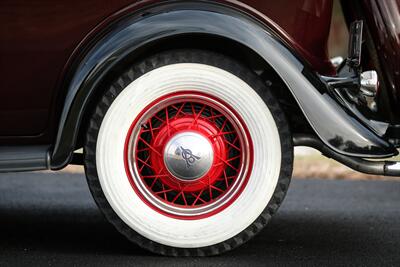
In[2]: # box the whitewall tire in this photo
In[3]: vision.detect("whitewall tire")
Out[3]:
[84,50,293,256]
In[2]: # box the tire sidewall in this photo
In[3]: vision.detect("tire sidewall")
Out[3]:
[84,50,293,255]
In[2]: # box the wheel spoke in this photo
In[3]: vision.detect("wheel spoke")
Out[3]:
[140,126,162,134]
[190,104,206,128]
[223,170,229,188]
[171,102,187,117]
[150,177,158,189]
[161,184,168,200]
[191,189,205,206]
[227,155,241,162]
[155,187,173,195]
[137,147,150,153]
[208,131,236,138]
[218,119,228,133]
[148,118,155,139]
[224,139,241,152]
[210,185,224,193]
[181,191,188,206]
[190,102,196,118]
[171,191,183,204]
[138,137,162,156]
[215,154,239,171]
[132,97,249,215]
[207,113,225,121]
[154,114,165,123]
[137,157,153,170]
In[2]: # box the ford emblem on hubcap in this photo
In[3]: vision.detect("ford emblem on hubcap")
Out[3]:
[179,146,200,168]
[164,132,213,181]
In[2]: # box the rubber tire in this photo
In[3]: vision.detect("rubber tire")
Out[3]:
[84,50,293,256]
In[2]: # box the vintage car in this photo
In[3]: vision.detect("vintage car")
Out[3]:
[1,0,400,256]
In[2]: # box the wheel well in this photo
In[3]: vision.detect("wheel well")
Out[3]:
[75,34,312,150]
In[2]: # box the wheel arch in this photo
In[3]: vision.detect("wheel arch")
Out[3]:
[74,33,306,149]
[50,2,396,169]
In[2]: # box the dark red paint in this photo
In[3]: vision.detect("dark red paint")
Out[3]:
[0,0,358,143]
[0,0,133,140]
[236,0,334,75]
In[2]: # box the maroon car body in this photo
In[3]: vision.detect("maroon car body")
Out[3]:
[2,0,400,145]
[0,0,335,141]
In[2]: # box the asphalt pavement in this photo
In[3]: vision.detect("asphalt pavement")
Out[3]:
[0,171,399,266]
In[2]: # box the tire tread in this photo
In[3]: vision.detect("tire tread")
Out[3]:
[84,49,293,256]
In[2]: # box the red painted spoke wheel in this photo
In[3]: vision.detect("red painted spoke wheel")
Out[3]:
[85,50,293,256]
[125,93,253,219]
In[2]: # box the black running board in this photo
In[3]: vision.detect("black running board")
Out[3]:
[0,146,50,173]
[293,134,400,176]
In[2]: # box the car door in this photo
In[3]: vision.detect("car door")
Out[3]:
[0,0,134,141]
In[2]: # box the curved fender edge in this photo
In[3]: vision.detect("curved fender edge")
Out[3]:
[50,3,397,169]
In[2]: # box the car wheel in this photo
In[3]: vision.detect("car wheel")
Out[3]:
[84,50,293,256]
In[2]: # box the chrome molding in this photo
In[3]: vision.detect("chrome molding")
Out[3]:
[360,70,379,97]
[330,56,344,68]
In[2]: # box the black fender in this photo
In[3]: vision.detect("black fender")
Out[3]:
[50,2,397,169]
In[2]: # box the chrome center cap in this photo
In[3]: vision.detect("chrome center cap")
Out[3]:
[163,132,214,181]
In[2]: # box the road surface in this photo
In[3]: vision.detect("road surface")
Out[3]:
[0,171,399,266]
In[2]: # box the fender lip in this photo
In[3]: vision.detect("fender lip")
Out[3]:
[50,3,396,169]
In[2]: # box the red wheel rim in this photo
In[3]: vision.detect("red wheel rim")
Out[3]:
[124,92,253,219]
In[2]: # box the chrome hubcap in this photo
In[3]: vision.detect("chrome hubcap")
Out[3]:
[163,132,214,181]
